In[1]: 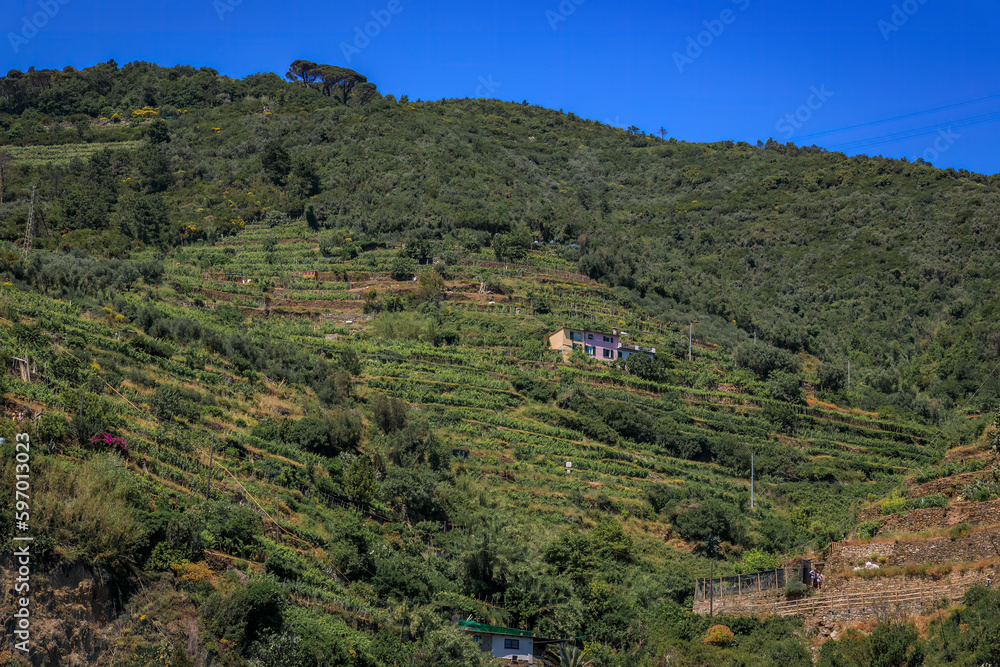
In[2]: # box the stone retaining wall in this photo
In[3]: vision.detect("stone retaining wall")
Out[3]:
[692,587,784,616]
[854,498,1000,534]
[827,530,1000,570]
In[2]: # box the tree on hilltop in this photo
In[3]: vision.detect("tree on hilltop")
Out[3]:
[284,60,320,86]
[315,65,367,105]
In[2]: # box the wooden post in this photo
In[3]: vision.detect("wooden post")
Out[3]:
[758,572,762,592]
[206,434,215,500]
[709,560,714,616]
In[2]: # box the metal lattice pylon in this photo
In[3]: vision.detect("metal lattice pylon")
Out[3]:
[22,185,36,260]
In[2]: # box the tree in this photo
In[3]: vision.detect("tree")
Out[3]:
[114,193,170,245]
[345,454,377,507]
[351,81,380,106]
[818,361,847,393]
[493,226,532,262]
[0,151,10,203]
[373,393,409,434]
[285,60,320,86]
[288,154,320,198]
[391,255,416,281]
[315,65,367,105]
[260,140,291,186]
[143,118,170,144]
[734,342,801,379]
[766,370,804,404]
[413,270,445,305]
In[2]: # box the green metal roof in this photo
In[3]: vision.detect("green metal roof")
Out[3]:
[457,620,533,638]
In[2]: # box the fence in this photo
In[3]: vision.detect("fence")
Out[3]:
[695,563,811,602]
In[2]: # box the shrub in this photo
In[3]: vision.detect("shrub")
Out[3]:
[948,522,971,540]
[493,225,531,262]
[734,343,800,379]
[88,432,129,457]
[766,370,804,404]
[736,548,781,574]
[151,385,202,422]
[203,580,287,652]
[818,361,847,392]
[510,373,557,403]
[703,625,734,647]
[390,255,416,281]
[856,520,880,540]
[879,492,909,515]
[783,580,811,599]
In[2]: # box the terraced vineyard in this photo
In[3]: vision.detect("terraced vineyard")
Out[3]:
[0,212,963,664]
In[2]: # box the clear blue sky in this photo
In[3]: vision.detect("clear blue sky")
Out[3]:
[4,0,999,174]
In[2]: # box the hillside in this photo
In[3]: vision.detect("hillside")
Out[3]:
[0,61,998,667]
[4,61,1000,421]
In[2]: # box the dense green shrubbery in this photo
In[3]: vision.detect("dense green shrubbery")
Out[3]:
[734,343,801,379]
[880,492,948,515]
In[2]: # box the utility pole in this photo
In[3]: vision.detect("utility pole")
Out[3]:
[750,452,754,509]
[205,434,215,500]
[709,559,714,616]
[23,185,36,260]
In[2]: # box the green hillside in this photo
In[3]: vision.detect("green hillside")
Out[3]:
[0,61,998,666]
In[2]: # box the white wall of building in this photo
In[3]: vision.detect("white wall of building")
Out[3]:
[490,634,533,660]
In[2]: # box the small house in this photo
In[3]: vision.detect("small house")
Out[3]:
[548,327,655,362]
[458,620,540,663]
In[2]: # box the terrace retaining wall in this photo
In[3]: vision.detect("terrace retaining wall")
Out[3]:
[827,530,1000,570]
[854,498,1000,534]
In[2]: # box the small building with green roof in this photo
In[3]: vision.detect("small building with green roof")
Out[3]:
[456,619,540,663]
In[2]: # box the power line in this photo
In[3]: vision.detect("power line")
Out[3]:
[795,92,1000,143]
[828,110,1000,152]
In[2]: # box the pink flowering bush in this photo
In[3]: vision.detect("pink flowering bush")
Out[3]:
[89,433,129,458]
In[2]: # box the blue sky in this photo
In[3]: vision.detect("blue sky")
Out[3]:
[4,0,999,174]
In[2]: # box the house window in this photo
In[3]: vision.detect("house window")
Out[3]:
[570,332,583,342]
[587,334,593,340]
[603,349,613,359]
[603,336,612,342]
[572,343,581,350]
[584,345,595,355]
[504,639,520,650]
[472,635,481,644]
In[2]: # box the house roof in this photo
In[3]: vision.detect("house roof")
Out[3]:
[457,620,534,638]
[547,326,616,339]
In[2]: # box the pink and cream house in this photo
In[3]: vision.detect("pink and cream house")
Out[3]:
[548,327,655,362]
